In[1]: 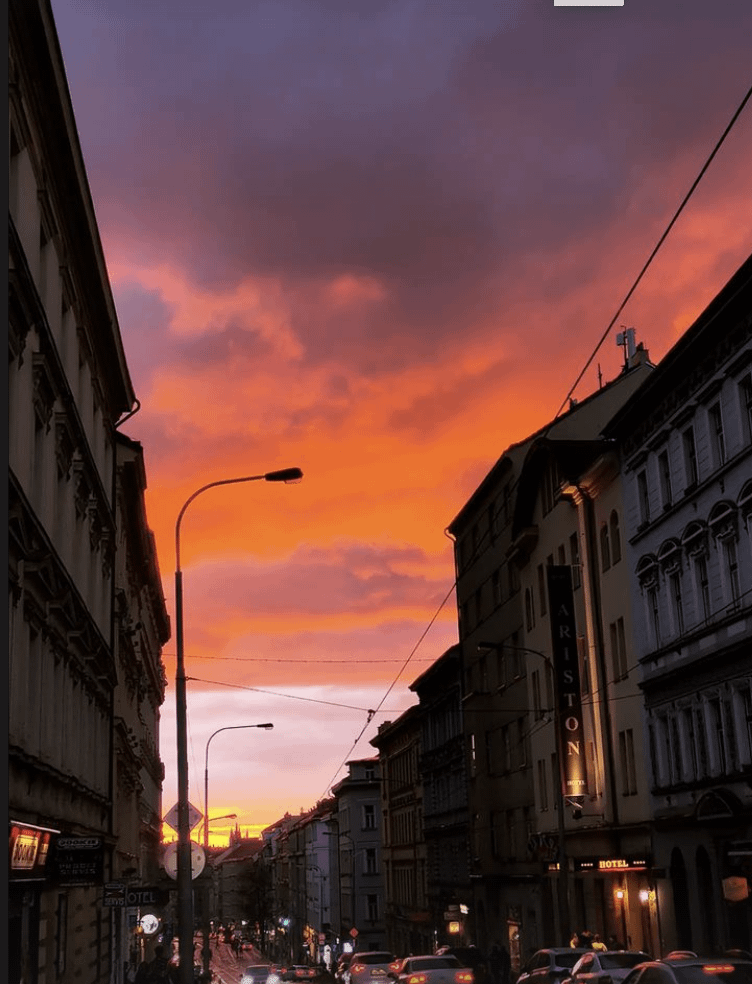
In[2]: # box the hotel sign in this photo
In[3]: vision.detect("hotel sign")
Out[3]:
[547,566,587,800]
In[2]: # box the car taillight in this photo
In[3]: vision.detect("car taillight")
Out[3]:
[407,975,428,984]
[703,968,734,975]
[352,966,366,974]
[390,964,401,974]
[456,973,473,983]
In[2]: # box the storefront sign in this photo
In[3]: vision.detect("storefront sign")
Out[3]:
[52,836,104,886]
[547,566,587,799]
[9,822,57,881]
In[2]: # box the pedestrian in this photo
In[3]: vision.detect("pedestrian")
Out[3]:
[145,945,173,983]
[570,932,580,949]
[591,935,607,953]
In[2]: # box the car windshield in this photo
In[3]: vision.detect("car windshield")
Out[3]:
[359,956,395,964]
[671,966,752,984]
[601,957,648,970]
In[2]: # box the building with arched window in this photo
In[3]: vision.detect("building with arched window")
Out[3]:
[604,253,752,954]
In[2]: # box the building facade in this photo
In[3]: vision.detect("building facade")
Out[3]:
[604,254,752,954]
[371,706,430,956]
[448,351,654,960]
[409,645,471,950]
[9,2,169,981]
[332,759,387,954]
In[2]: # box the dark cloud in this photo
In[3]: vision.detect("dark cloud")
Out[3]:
[55,0,752,379]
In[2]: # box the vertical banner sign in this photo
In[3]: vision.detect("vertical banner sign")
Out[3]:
[546,566,587,799]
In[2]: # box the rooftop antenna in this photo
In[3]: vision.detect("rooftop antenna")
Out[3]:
[616,326,636,368]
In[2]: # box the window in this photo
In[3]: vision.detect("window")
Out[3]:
[537,759,548,811]
[637,469,650,525]
[557,544,566,566]
[619,729,637,795]
[658,450,672,509]
[693,553,710,623]
[366,894,378,922]
[551,753,559,810]
[709,402,726,466]
[600,522,611,572]
[525,588,535,631]
[488,501,497,543]
[569,532,581,588]
[669,571,685,636]
[740,374,752,443]
[531,669,543,720]
[683,426,699,489]
[363,805,376,830]
[537,564,547,616]
[682,708,698,781]
[610,511,622,564]
[609,617,628,681]
[365,848,377,874]
[723,538,742,609]
[542,460,559,515]
[647,586,661,649]
[710,699,727,774]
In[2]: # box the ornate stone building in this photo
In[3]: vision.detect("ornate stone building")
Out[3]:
[8,2,169,980]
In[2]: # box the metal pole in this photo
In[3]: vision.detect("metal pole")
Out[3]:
[173,468,300,984]
[174,565,194,984]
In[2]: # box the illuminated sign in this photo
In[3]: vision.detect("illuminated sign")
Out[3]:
[547,567,587,799]
[9,823,56,881]
[549,856,652,873]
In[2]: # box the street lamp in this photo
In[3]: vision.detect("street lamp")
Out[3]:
[203,724,274,852]
[202,724,272,977]
[477,640,572,943]
[174,467,302,984]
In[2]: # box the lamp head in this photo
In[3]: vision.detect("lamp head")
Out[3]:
[264,468,303,483]
[257,722,274,730]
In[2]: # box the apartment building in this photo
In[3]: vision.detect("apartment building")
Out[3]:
[604,254,752,954]
[447,350,653,960]
[9,2,169,980]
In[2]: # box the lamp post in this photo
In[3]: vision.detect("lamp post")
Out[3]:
[477,640,572,943]
[174,467,302,984]
[202,724,273,976]
[204,725,274,853]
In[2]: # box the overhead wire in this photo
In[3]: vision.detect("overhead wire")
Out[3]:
[313,80,752,796]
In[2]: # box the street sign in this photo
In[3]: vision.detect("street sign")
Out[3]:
[163,802,202,833]
[349,928,358,938]
[104,882,126,907]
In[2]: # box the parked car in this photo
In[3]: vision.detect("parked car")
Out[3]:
[349,952,400,984]
[563,952,652,984]
[391,954,474,984]
[517,949,593,984]
[621,957,752,984]
[242,966,273,984]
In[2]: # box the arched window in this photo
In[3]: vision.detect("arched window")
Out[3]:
[610,510,621,564]
[600,522,611,573]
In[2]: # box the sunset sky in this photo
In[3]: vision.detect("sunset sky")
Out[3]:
[51,0,752,845]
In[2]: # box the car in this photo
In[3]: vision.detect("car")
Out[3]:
[517,949,593,984]
[563,952,652,984]
[391,954,474,984]
[242,966,273,984]
[621,957,752,984]
[349,952,400,984]
[280,968,318,982]
[435,948,489,984]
